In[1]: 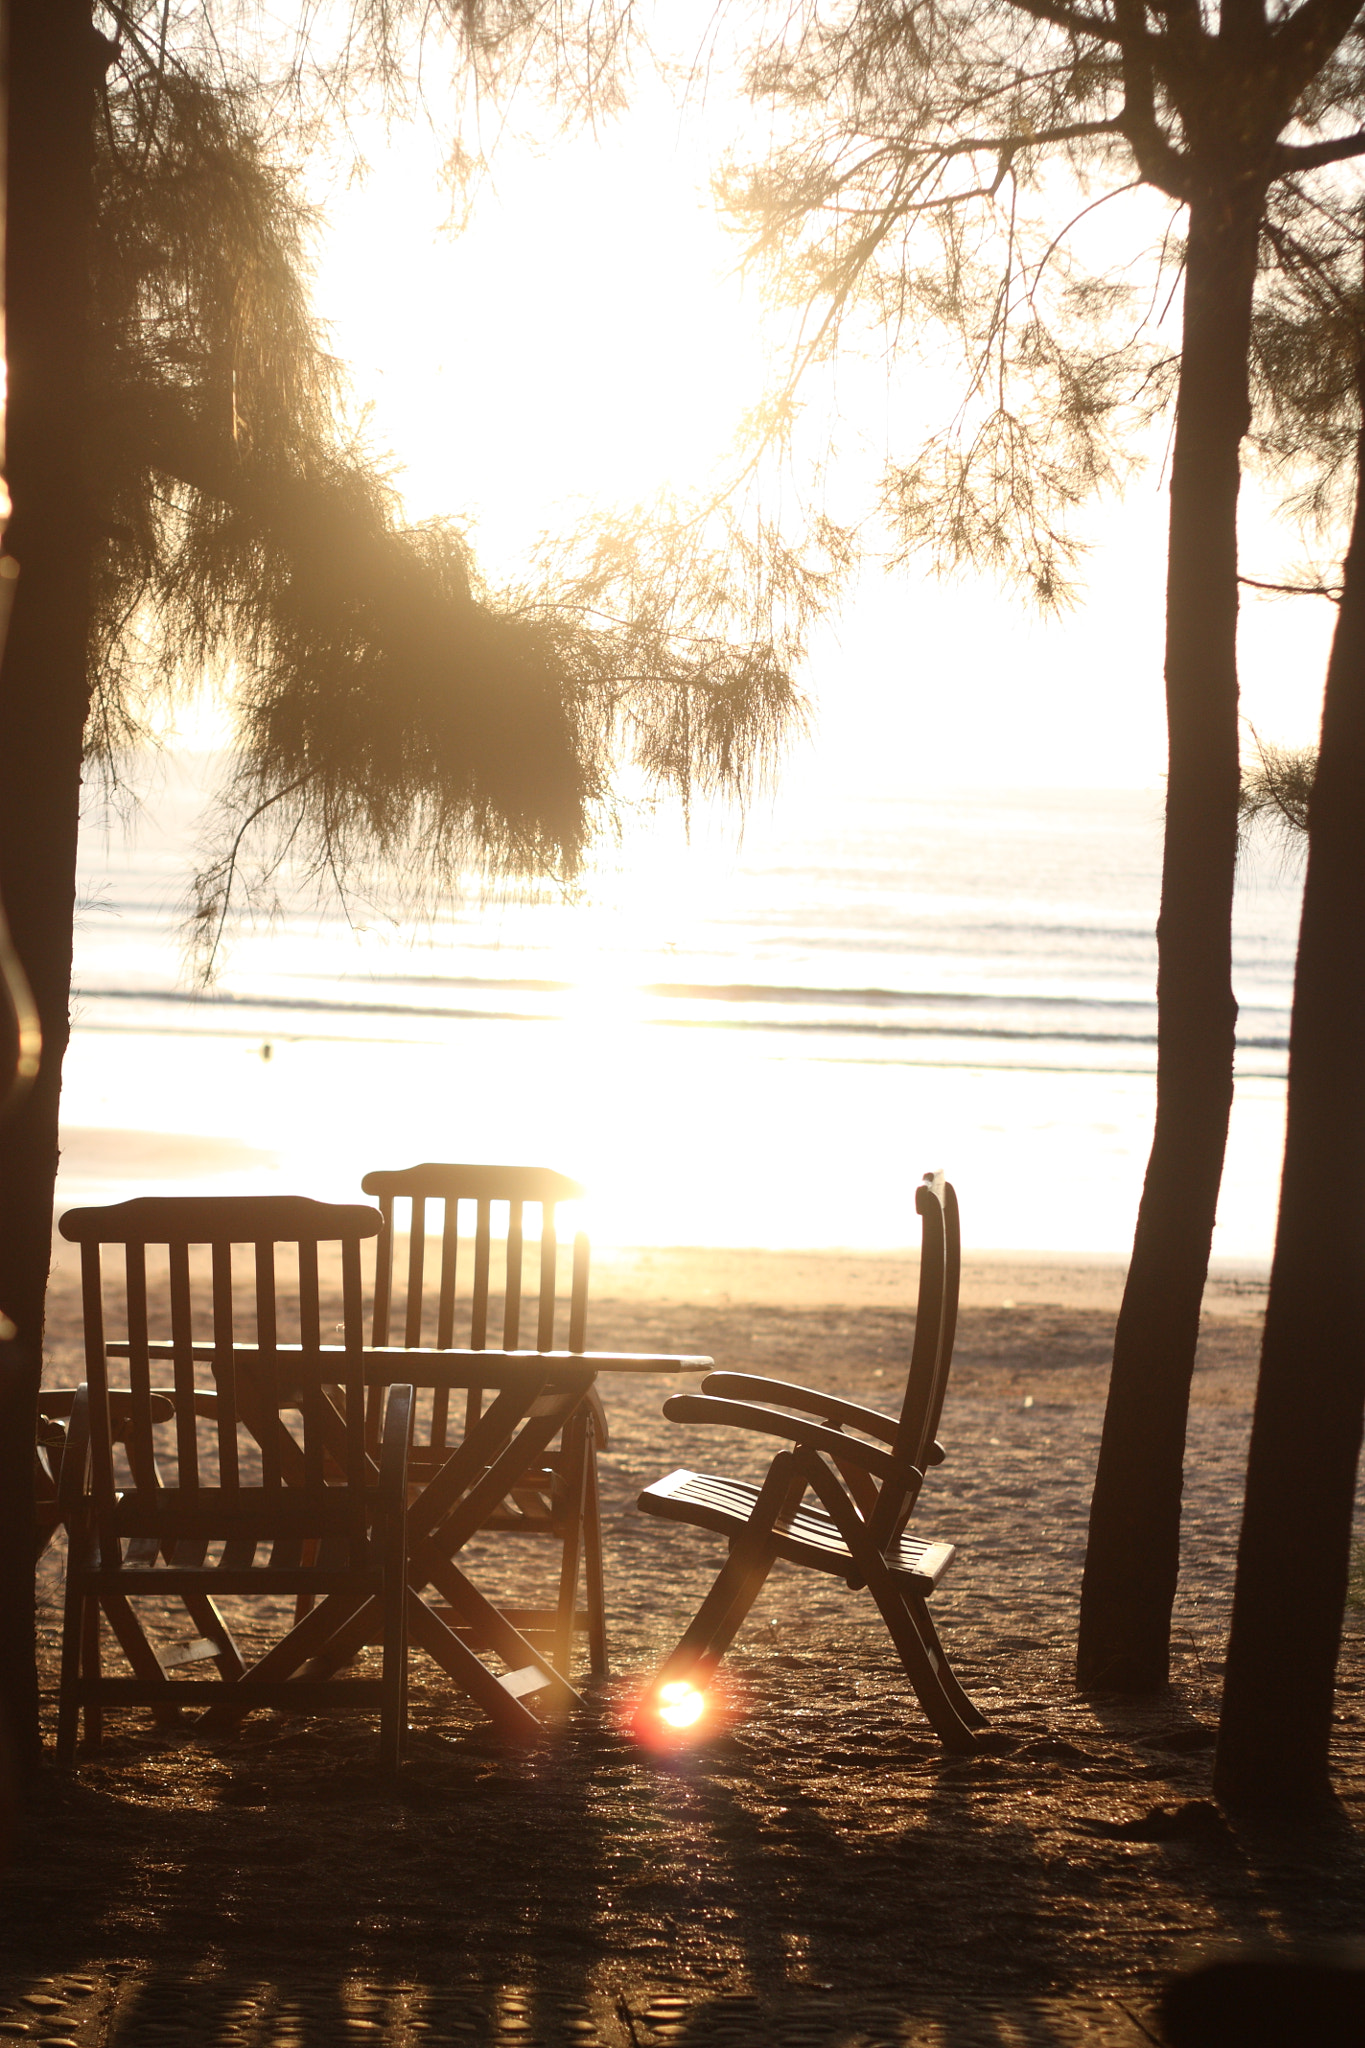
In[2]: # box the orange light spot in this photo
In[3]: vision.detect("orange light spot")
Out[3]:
[657,1679,705,1730]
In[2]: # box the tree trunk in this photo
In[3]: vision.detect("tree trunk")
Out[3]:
[0,0,99,1780]
[1212,351,1365,1813]
[1076,182,1261,1690]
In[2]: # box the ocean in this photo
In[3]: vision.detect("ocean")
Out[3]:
[60,763,1301,1257]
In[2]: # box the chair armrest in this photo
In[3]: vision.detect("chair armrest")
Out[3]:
[585,1384,610,1452]
[42,1387,175,1427]
[660,1394,897,1478]
[700,1372,898,1443]
[57,1385,93,1519]
[377,1384,414,1504]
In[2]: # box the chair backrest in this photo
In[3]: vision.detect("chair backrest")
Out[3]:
[361,1163,588,1353]
[58,1194,383,1565]
[360,1162,589,1455]
[868,1172,960,1548]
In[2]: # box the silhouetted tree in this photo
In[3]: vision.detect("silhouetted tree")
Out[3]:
[1215,241,1365,1812]
[712,0,1365,1690]
[0,0,106,1781]
[0,4,816,1773]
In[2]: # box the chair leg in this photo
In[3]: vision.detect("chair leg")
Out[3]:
[194,1590,371,1727]
[100,1592,182,1728]
[294,1540,321,1623]
[552,1411,590,1679]
[405,1591,546,1743]
[417,1545,581,1711]
[82,1598,104,1749]
[380,1507,407,1768]
[181,1592,246,1680]
[57,1558,89,1767]
[801,1455,981,1754]
[649,1452,800,1695]
[661,1543,779,1689]
[581,1432,609,1678]
[910,1595,989,1732]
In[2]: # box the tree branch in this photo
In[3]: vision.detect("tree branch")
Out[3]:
[1271,0,1365,106]
[1240,574,1343,600]
[1274,128,1365,174]
[1004,0,1133,48]
[925,115,1126,161]
[1112,0,1192,200]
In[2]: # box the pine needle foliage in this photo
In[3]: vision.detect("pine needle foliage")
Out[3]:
[1239,739,1316,853]
[89,23,808,976]
[714,5,1170,609]
[1251,191,1365,541]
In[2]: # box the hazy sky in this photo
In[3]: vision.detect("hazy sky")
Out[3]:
[305,60,1338,799]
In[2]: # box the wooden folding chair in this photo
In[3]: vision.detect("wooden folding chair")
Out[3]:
[55,1194,413,1767]
[361,1162,608,1678]
[637,1172,986,1753]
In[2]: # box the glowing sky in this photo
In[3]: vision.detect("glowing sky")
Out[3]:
[305,70,1337,799]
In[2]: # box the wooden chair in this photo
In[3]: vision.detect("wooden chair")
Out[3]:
[637,1172,986,1752]
[361,1162,608,1679]
[55,1194,414,1767]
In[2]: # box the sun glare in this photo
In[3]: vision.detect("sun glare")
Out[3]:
[656,1680,707,1731]
[310,100,769,567]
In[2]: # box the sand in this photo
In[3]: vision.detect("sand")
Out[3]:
[6,1242,1364,2048]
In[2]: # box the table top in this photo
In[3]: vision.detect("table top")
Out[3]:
[109,1341,712,1383]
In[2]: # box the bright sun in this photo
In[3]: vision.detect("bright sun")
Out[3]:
[310,95,768,571]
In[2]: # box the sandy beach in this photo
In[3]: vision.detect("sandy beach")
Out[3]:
[9,1239,1363,2048]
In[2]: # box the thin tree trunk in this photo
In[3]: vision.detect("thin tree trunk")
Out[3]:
[0,0,99,1780]
[1076,184,1261,1690]
[1213,344,1365,1813]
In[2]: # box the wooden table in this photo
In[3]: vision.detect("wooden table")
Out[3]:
[112,1342,711,1739]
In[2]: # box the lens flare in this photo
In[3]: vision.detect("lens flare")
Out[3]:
[656,1679,706,1730]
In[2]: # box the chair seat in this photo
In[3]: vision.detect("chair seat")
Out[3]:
[639,1467,957,1591]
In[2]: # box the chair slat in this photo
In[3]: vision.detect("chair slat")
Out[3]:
[427,1194,457,1445]
[537,1211,558,1351]
[471,1199,492,1350]
[168,1240,199,1490]
[568,1233,590,1354]
[123,1243,155,1491]
[297,1234,327,1502]
[81,1242,119,1567]
[299,1237,321,1354]
[372,1194,395,1347]
[341,1233,368,1525]
[437,1196,458,1349]
[504,1201,524,1350]
[236,1240,281,1493]
[405,1196,427,1346]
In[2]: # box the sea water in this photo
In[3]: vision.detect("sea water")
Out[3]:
[59,760,1301,1256]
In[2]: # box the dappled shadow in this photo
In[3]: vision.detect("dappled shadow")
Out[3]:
[6,1629,1365,2045]
[12,1286,1365,2043]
